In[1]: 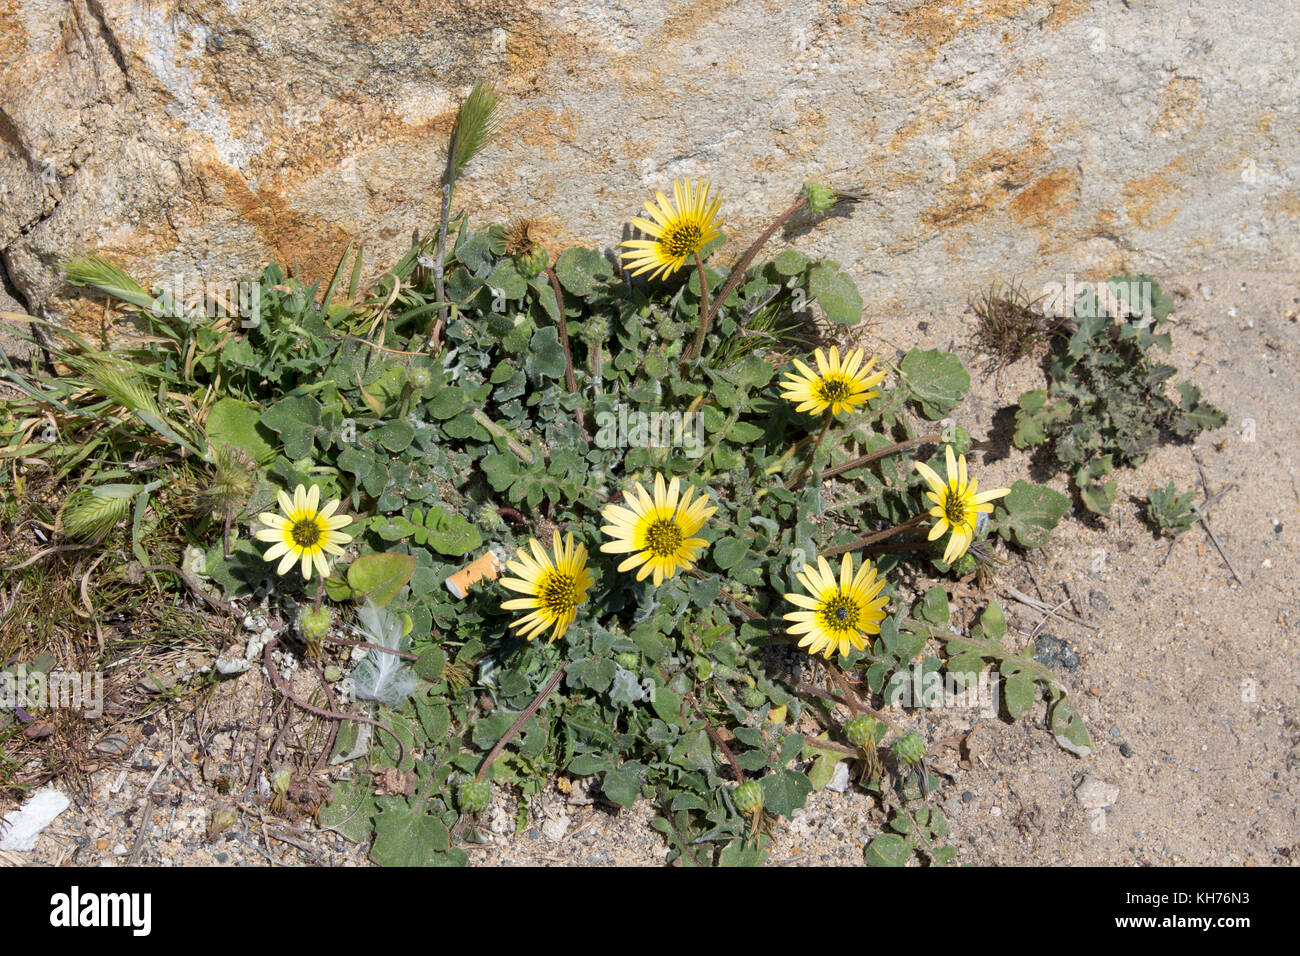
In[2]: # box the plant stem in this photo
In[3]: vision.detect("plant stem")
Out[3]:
[795,674,903,734]
[682,196,808,365]
[262,636,405,766]
[821,512,929,558]
[693,250,710,338]
[785,410,833,489]
[686,568,765,621]
[470,408,536,465]
[821,432,943,482]
[475,661,568,783]
[321,634,418,660]
[689,695,744,782]
[822,664,861,715]
[544,265,585,434]
[429,182,452,352]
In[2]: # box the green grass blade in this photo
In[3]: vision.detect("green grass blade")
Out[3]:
[349,243,364,300]
[62,256,158,313]
[322,242,354,309]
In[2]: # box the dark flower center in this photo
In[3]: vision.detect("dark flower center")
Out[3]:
[815,374,853,404]
[943,489,968,526]
[819,594,860,633]
[291,518,322,549]
[539,571,578,615]
[661,223,704,259]
[644,518,684,558]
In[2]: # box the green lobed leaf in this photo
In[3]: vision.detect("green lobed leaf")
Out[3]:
[900,349,970,419]
[554,247,612,296]
[864,832,912,867]
[989,480,1069,548]
[808,263,863,326]
[206,397,276,464]
[370,804,453,867]
[347,553,416,606]
[759,769,813,819]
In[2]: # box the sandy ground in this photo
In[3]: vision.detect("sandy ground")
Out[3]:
[2,265,1297,867]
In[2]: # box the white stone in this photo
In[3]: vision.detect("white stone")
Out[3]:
[0,788,71,851]
[1075,774,1120,810]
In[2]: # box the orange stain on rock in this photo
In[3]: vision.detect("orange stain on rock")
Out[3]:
[1266,191,1300,219]
[1154,77,1203,133]
[515,108,579,153]
[1008,166,1078,226]
[0,0,26,67]
[200,158,353,282]
[657,0,733,44]
[1122,159,1186,229]
[921,144,1046,227]
[891,0,1069,49]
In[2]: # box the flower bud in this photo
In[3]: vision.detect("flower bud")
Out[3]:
[458,777,492,814]
[740,686,766,709]
[515,245,549,279]
[844,714,884,749]
[803,181,837,216]
[298,605,333,644]
[577,315,610,345]
[407,365,432,390]
[271,767,292,795]
[733,780,764,816]
[891,730,927,765]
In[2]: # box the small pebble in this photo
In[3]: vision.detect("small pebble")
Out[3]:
[1034,634,1080,672]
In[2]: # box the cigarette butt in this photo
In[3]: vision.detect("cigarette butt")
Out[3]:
[445,551,505,599]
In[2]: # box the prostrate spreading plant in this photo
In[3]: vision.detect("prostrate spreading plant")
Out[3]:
[1,84,1102,867]
[1011,274,1226,514]
[1145,481,1199,536]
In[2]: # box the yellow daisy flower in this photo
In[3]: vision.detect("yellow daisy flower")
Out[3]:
[914,445,1010,565]
[619,177,725,280]
[255,484,353,581]
[600,473,717,586]
[779,346,886,417]
[500,530,595,643]
[783,553,889,659]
